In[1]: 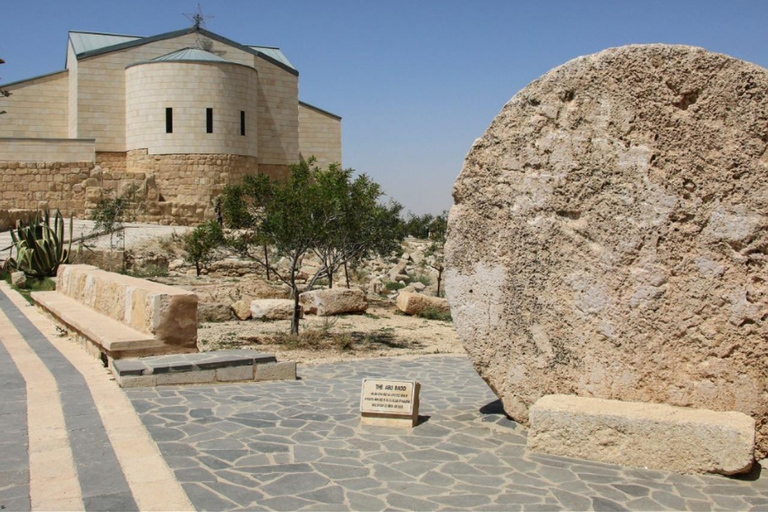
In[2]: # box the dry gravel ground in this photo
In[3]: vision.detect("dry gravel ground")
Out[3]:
[197,299,465,366]
[2,220,463,365]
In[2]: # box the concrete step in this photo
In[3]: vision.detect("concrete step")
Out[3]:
[32,291,165,356]
[111,349,296,387]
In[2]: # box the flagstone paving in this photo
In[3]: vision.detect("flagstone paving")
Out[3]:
[1,274,766,512]
[126,355,768,511]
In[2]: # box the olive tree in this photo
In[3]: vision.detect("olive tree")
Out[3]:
[310,166,404,289]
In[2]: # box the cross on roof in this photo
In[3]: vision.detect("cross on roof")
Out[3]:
[183,4,214,31]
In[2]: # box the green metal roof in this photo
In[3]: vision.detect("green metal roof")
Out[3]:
[248,46,295,70]
[151,48,231,63]
[67,28,298,76]
[69,31,141,56]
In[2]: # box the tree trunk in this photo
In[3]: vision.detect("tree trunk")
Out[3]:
[290,259,300,335]
[326,257,333,288]
[195,260,201,277]
[436,266,443,297]
[344,260,350,288]
[264,243,270,281]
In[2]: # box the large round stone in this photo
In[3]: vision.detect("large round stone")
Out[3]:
[446,44,768,457]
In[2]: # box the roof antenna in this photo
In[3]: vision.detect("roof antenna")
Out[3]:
[183,4,215,51]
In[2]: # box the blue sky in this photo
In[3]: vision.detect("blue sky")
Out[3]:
[2,1,767,215]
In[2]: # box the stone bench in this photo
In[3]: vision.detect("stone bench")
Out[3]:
[527,394,755,475]
[32,264,198,359]
[112,349,296,387]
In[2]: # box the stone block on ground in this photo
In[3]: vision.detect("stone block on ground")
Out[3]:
[388,259,408,282]
[11,271,26,289]
[527,394,755,475]
[198,302,232,322]
[396,292,450,316]
[111,349,295,387]
[445,44,768,457]
[55,264,197,351]
[300,288,367,316]
[231,299,252,320]
[250,299,300,320]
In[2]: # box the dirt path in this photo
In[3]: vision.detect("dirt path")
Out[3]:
[197,301,465,366]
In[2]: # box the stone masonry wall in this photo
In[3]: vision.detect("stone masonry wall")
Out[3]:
[0,151,288,225]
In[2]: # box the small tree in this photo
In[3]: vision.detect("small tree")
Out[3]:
[184,220,225,276]
[310,166,404,289]
[90,184,142,271]
[424,211,448,297]
[220,159,333,335]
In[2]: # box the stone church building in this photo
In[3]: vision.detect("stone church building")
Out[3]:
[0,27,342,224]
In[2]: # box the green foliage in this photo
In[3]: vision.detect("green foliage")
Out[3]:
[6,210,73,278]
[128,263,169,279]
[403,212,435,239]
[416,307,452,322]
[91,184,141,236]
[183,220,225,276]
[90,184,143,271]
[424,210,448,296]
[219,157,403,335]
[1,268,57,305]
[384,281,405,291]
[310,163,404,288]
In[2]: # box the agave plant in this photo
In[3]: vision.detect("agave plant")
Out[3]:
[7,209,74,278]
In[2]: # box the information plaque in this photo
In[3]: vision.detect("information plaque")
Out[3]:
[360,378,420,428]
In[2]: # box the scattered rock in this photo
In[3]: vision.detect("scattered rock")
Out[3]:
[231,300,252,321]
[396,292,450,316]
[412,282,427,292]
[11,271,26,289]
[368,278,383,296]
[300,288,368,316]
[388,259,408,281]
[250,299,301,320]
[198,302,232,322]
[446,44,768,457]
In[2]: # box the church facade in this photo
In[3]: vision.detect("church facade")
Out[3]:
[0,27,342,224]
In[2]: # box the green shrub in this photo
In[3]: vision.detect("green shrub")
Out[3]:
[129,264,169,279]
[6,209,73,278]
[416,307,452,321]
[184,220,225,276]
[384,281,405,291]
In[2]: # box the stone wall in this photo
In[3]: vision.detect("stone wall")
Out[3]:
[299,102,342,169]
[0,70,69,139]
[0,138,95,163]
[126,61,259,157]
[0,151,285,225]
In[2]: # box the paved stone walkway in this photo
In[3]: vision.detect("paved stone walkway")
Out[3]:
[127,356,768,511]
[0,283,191,511]
[1,278,767,511]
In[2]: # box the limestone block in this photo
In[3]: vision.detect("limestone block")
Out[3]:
[198,302,232,322]
[254,361,296,382]
[300,288,368,316]
[250,299,300,320]
[56,264,198,350]
[446,44,768,457]
[388,259,408,282]
[396,292,450,316]
[527,395,755,475]
[216,365,254,382]
[231,300,252,320]
[155,370,215,386]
